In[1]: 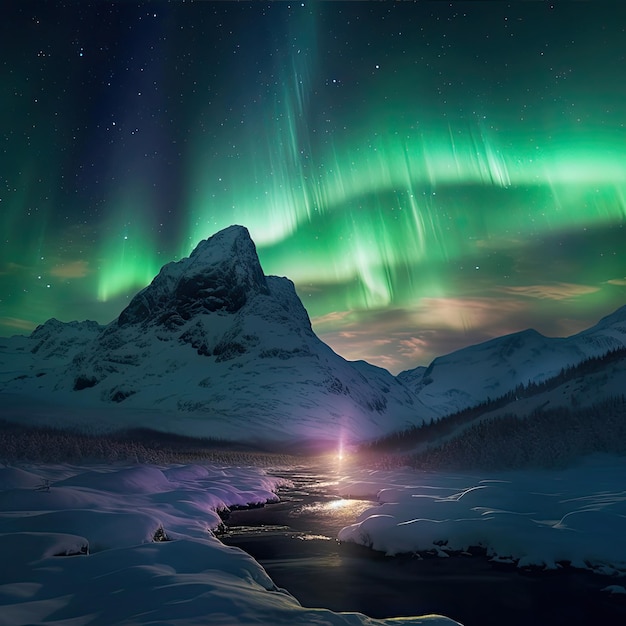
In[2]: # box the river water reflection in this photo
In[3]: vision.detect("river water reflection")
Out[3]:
[221,464,626,626]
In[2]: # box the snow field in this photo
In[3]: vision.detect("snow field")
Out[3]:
[336,457,626,576]
[0,462,459,626]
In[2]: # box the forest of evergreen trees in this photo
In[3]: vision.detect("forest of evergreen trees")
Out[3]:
[0,420,294,466]
[406,395,626,470]
[361,347,626,469]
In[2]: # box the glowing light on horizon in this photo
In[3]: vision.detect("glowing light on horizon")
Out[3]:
[337,439,345,462]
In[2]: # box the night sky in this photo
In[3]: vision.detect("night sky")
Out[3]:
[2,1,625,373]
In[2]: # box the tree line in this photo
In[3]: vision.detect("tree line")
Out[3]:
[362,346,626,455]
[406,395,626,470]
[0,420,294,466]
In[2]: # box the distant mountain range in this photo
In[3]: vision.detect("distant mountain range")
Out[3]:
[1,225,625,446]
[398,305,626,416]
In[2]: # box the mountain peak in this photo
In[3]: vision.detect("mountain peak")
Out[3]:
[118,225,269,327]
[189,225,255,263]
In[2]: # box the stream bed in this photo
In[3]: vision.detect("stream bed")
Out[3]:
[221,465,626,626]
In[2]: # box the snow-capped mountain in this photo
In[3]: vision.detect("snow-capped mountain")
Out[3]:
[0,226,431,444]
[2,225,625,444]
[398,307,626,416]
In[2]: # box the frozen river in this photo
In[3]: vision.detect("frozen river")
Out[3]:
[222,464,626,626]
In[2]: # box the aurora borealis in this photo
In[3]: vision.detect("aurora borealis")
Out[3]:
[1,2,625,373]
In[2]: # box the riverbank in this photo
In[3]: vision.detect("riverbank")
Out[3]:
[222,463,626,626]
[0,461,461,626]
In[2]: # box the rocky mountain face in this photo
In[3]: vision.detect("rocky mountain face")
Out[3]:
[398,306,626,416]
[117,226,270,328]
[0,226,431,444]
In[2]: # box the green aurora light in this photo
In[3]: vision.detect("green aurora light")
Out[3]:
[1,1,625,372]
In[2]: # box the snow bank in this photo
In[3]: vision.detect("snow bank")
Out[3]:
[0,462,459,626]
[337,457,626,575]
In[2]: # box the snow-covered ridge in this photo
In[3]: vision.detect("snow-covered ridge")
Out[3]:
[398,306,626,416]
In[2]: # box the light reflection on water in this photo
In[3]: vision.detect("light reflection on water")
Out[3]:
[297,498,374,529]
[295,534,332,541]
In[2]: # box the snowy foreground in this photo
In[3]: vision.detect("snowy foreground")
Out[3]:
[0,462,458,626]
[3,459,626,626]
[337,456,626,578]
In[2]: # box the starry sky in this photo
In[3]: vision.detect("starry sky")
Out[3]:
[1,1,625,374]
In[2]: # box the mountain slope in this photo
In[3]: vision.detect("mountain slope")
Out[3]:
[0,226,431,445]
[398,307,626,416]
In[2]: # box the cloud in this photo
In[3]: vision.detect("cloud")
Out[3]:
[397,335,433,363]
[49,260,91,279]
[0,317,36,334]
[313,297,532,373]
[496,283,599,300]
[371,337,395,346]
[407,296,530,332]
[312,309,355,327]
[311,290,618,374]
